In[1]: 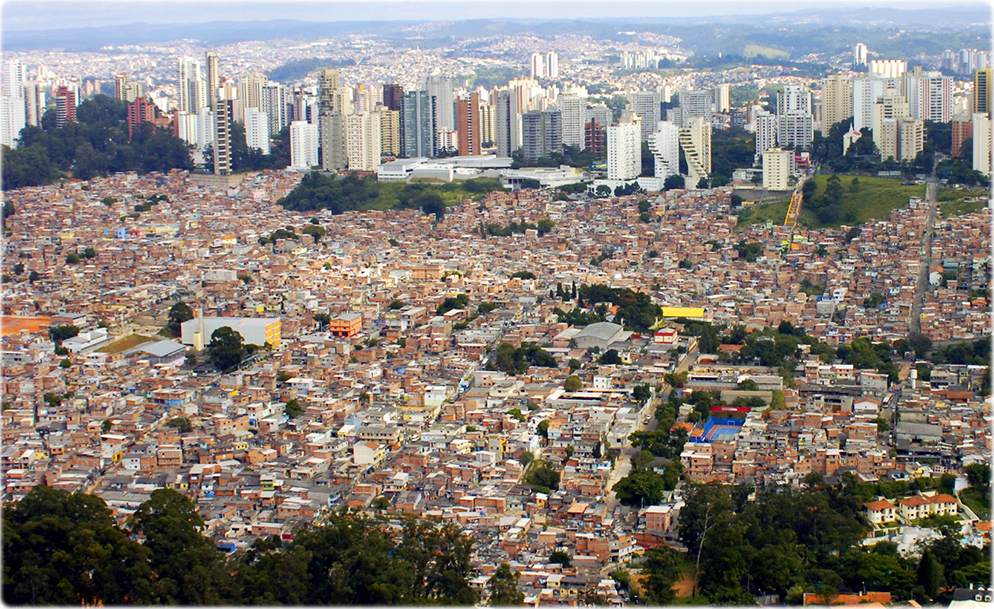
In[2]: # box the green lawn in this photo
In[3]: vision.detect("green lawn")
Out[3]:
[743,44,789,59]
[938,187,989,218]
[734,198,793,230]
[367,178,503,211]
[96,333,155,354]
[802,175,925,227]
[959,487,991,519]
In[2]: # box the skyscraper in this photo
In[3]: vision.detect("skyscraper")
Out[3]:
[821,74,853,133]
[320,113,347,170]
[425,74,454,132]
[627,90,661,141]
[546,52,559,79]
[383,84,404,112]
[456,92,482,156]
[376,106,401,157]
[347,113,382,171]
[494,89,521,158]
[205,51,220,107]
[713,84,731,113]
[213,95,231,175]
[680,117,711,187]
[401,90,434,158]
[55,86,77,127]
[244,107,270,154]
[973,69,991,118]
[754,112,778,162]
[178,57,205,114]
[290,120,319,169]
[521,108,561,163]
[607,112,641,181]
[558,94,585,149]
[647,120,680,179]
[318,68,340,114]
[853,43,868,70]
[906,71,952,123]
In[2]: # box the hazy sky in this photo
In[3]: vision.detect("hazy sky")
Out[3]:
[2,0,987,31]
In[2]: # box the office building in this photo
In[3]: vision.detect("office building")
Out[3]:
[347,113,382,171]
[383,84,404,112]
[680,116,711,187]
[55,86,77,127]
[456,92,482,156]
[822,74,853,133]
[213,95,231,175]
[607,111,641,181]
[558,94,586,149]
[647,120,680,179]
[320,113,347,171]
[401,90,434,158]
[290,120,319,169]
[763,148,793,190]
[973,69,991,118]
[627,90,661,141]
[244,107,270,154]
[521,108,562,163]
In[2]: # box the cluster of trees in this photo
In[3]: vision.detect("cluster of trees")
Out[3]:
[2,95,194,190]
[679,475,990,605]
[480,219,555,237]
[525,461,561,494]
[2,486,479,605]
[511,145,599,170]
[166,302,194,337]
[574,284,662,333]
[436,293,469,316]
[206,327,257,372]
[927,337,990,366]
[806,174,858,225]
[709,126,756,187]
[492,342,557,374]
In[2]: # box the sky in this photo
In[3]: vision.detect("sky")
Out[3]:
[1,0,989,31]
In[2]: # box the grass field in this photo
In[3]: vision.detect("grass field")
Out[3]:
[743,44,788,59]
[96,333,155,354]
[938,187,989,218]
[959,487,991,519]
[736,175,924,230]
[364,179,503,212]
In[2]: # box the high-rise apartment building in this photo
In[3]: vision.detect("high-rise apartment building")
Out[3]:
[239,73,267,111]
[713,84,731,113]
[347,113,382,171]
[647,120,680,179]
[213,96,231,175]
[585,118,606,159]
[530,53,546,79]
[318,68,340,114]
[558,94,586,149]
[320,113,347,171]
[0,59,26,147]
[205,51,219,106]
[972,113,992,176]
[494,89,522,158]
[853,43,868,69]
[680,117,711,187]
[546,52,559,79]
[822,74,853,133]
[22,82,44,127]
[401,90,434,158]
[261,83,287,137]
[755,111,779,162]
[456,92,482,156]
[627,90,661,141]
[521,108,562,163]
[480,102,495,148]
[679,90,713,124]
[244,107,270,154]
[763,148,793,190]
[906,71,952,123]
[777,86,812,115]
[178,57,206,114]
[973,69,991,118]
[425,74,454,132]
[55,86,77,127]
[376,106,401,157]
[290,120,319,169]
[127,97,156,139]
[951,112,973,158]
[779,113,814,150]
[607,112,641,181]
[870,59,907,79]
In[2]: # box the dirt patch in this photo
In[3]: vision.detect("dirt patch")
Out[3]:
[1,316,51,336]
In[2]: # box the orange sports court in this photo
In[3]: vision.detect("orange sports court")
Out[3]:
[0,316,51,337]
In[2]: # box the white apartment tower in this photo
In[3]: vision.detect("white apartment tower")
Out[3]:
[647,120,680,179]
[713,84,731,113]
[906,71,953,123]
[290,120,319,169]
[853,43,868,69]
[530,53,546,79]
[607,112,642,181]
[763,148,793,191]
[680,117,711,187]
[755,111,779,163]
[627,90,661,141]
[347,113,382,171]
[558,94,586,149]
[244,107,270,155]
[546,52,559,79]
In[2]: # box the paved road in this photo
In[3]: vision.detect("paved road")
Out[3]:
[909,181,938,336]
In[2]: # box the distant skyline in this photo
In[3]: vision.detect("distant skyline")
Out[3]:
[2,0,990,31]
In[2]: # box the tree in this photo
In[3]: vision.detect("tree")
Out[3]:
[48,324,80,343]
[527,462,560,491]
[663,174,685,190]
[613,471,665,506]
[487,563,524,606]
[916,548,943,601]
[640,546,681,604]
[284,399,302,419]
[167,417,192,433]
[166,302,194,337]
[598,349,621,365]
[519,451,535,466]
[537,419,550,439]
[549,550,571,567]
[564,375,582,392]
[907,333,933,359]
[595,185,611,197]
[965,463,990,492]
[206,326,246,372]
